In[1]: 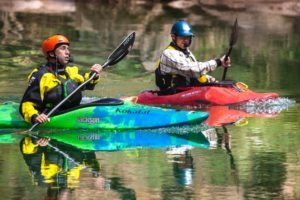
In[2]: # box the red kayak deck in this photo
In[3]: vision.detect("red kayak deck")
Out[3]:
[126,82,279,107]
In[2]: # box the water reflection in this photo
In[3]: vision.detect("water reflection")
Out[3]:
[167,149,194,187]
[204,97,295,127]
[15,127,215,199]
[244,152,287,199]
[18,133,138,199]
[0,102,298,199]
[219,126,236,172]
[19,135,101,199]
[36,127,214,151]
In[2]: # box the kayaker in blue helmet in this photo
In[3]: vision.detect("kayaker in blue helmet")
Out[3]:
[19,34,103,124]
[155,20,231,95]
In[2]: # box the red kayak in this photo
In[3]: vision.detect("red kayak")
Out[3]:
[125,81,279,107]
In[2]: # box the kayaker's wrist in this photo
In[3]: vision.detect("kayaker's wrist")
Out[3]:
[93,75,99,80]
[31,114,38,124]
[215,58,222,67]
[90,72,99,80]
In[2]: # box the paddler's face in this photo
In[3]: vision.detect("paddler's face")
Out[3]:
[54,44,70,66]
[173,35,192,49]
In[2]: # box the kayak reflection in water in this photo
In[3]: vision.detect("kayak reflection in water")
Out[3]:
[155,20,231,95]
[19,136,102,199]
[19,34,103,124]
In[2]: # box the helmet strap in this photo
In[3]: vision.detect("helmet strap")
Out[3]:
[47,52,63,77]
[171,35,192,49]
[171,34,176,43]
[55,56,59,76]
[185,37,192,48]
[170,41,190,57]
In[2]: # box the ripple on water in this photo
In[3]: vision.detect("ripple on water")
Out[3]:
[235,97,296,115]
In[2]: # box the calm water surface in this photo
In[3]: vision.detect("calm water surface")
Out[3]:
[0,1,300,200]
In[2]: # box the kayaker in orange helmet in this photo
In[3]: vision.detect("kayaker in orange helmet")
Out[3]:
[155,20,231,95]
[19,136,101,195]
[19,34,102,124]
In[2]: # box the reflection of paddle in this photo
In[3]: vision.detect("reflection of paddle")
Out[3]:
[28,32,135,131]
[25,134,100,177]
[29,134,83,167]
[221,125,239,192]
[222,19,238,81]
[222,126,235,169]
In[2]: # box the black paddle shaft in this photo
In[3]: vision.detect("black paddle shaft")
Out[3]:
[222,19,238,81]
[28,32,135,131]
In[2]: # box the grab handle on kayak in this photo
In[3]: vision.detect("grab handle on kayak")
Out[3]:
[234,82,248,92]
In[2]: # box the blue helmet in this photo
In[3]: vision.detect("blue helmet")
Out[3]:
[171,20,194,37]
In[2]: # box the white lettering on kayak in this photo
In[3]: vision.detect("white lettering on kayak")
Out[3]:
[77,134,100,140]
[181,90,200,97]
[77,117,100,124]
[115,108,150,115]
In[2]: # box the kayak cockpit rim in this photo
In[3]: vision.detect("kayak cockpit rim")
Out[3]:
[53,97,124,116]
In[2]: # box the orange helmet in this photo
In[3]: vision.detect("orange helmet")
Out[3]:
[42,34,70,56]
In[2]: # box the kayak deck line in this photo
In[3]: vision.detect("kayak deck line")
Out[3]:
[54,97,124,115]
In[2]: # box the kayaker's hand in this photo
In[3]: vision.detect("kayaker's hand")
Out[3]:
[36,138,50,147]
[35,113,50,124]
[220,55,231,68]
[90,64,103,75]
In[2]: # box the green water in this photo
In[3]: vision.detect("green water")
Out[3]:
[0,1,300,199]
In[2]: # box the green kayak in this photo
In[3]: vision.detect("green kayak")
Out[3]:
[0,98,209,130]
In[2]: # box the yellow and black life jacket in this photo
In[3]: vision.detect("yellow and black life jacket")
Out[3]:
[19,64,83,117]
[43,72,82,110]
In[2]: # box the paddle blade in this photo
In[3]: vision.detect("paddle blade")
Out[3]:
[222,18,239,81]
[103,31,135,68]
[229,18,238,47]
